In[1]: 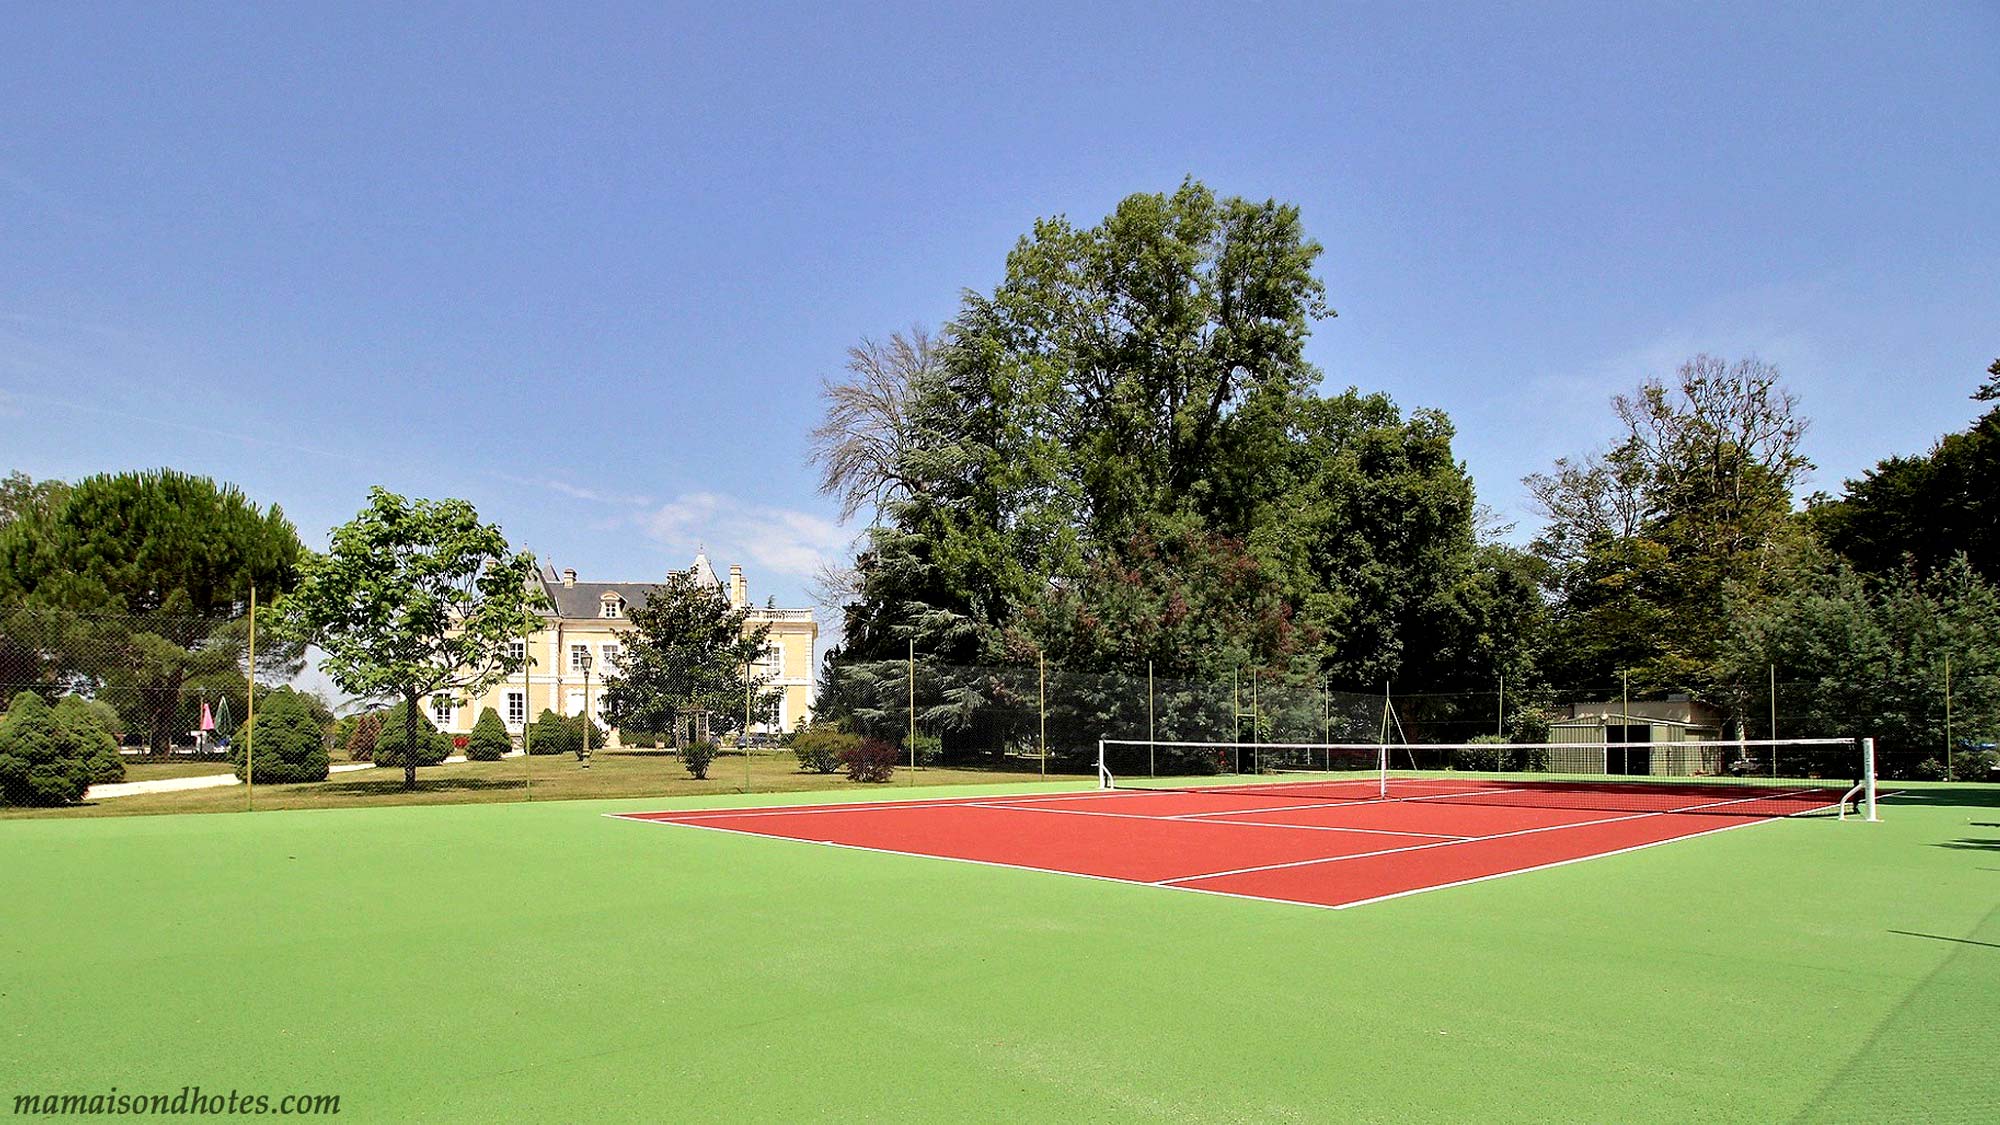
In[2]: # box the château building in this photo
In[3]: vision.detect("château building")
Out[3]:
[433,553,816,744]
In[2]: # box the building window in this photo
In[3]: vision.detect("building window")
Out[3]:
[764,641,784,676]
[601,643,620,670]
[506,691,525,727]
[571,644,590,672]
[430,696,454,727]
[601,596,623,618]
[507,640,526,664]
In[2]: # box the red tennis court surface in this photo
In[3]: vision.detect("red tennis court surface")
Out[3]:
[612,778,1843,911]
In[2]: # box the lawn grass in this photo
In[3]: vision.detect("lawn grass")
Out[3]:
[117,759,242,781]
[1,780,1994,1121]
[5,750,1080,819]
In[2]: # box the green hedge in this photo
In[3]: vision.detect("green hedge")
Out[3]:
[51,695,125,784]
[526,709,606,758]
[466,707,512,761]
[0,691,101,806]
[231,687,330,783]
[790,726,858,774]
[527,709,577,756]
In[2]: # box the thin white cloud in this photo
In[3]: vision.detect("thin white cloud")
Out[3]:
[638,491,850,583]
[0,385,369,467]
[487,471,653,507]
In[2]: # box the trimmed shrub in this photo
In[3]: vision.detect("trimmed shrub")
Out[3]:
[1952,749,1999,782]
[52,695,125,784]
[466,707,511,761]
[230,687,330,783]
[527,709,579,757]
[373,701,450,768]
[791,726,858,774]
[1452,735,1504,773]
[909,732,943,768]
[344,712,381,762]
[0,691,98,806]
[682,739,719,779]
[840,738,899,783]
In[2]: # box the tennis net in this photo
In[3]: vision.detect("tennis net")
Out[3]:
[1096,737,1879,819]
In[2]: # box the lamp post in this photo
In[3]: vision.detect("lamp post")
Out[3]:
[579,651,593,768]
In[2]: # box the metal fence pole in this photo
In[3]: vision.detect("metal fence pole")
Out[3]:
[245,584,256,811]
[1147,659,1155,778]
[522,625,533,801]
[908,639,916,784]
[1945,653,1954,782]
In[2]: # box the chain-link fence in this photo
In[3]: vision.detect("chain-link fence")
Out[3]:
[5,604,1995,814]
[819,655,1997,785]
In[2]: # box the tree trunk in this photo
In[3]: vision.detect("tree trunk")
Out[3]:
[403,688,419,791]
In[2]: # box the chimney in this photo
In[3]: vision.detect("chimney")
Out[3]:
[728,564,746,608]
[562,568,577,588]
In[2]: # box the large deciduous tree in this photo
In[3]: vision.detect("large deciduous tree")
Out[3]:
[276,488,543,790]
[0,469,304,754]
[1526,355,1811,694]
[818,180,1526,732]
[809,327,940,524]
[599,569,780,743]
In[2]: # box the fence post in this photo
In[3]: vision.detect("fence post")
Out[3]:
[1038,652,1047,778]
[245,584,256,811]
[908,639,916,783]
[1944,653,1953,782]
[1620,668,1631,776]
[1147,660,1155,778]
[1232,666,1240,747]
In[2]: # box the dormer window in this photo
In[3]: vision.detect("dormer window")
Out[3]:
[600,594,623,619]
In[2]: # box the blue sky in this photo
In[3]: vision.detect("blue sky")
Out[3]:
[5,3,1997,643]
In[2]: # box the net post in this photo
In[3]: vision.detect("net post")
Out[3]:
[1863,737,1879,822]
[1377,741,1387,799]
[1096,739,1113,790]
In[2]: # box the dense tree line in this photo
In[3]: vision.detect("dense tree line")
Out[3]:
[810,180,1997,762]
[0,469,304,754]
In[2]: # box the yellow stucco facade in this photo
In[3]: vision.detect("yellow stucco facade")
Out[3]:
[432,553,817,745]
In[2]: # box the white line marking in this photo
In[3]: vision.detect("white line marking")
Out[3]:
[1328,816,1783,910]
[633,787,1112,822]
[962,801,1468,840]
[1155,787,1823,885]
[608,785,1841,913]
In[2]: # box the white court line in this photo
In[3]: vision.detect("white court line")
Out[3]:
[1154,787,1823,885]
[608,788,1840,912]
[1158,785,1536,819]
[1328,817,1786,910]
[634,787,1115,822]
[963,801,1469,841]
